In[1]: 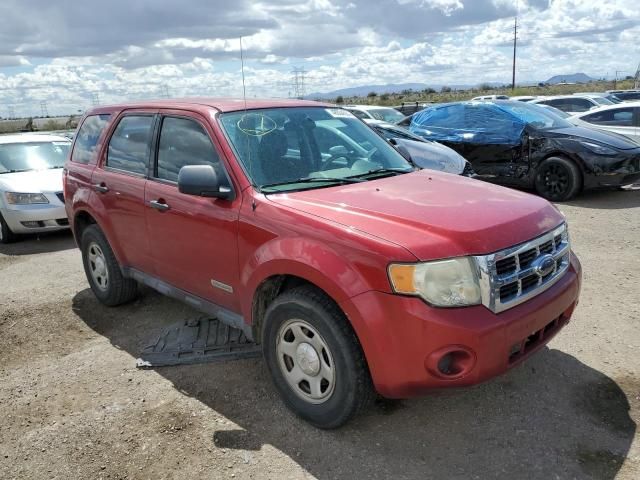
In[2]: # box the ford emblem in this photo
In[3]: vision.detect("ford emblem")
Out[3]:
[532,254,555,277]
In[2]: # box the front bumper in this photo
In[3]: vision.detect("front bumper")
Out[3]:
[1,198,69,234]
[340,253,582,398]
[582,151,640,188]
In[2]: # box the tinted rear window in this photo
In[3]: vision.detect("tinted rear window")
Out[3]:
[71,114,111,164]
[106,116,154,175]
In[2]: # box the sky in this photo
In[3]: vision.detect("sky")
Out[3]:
[0,0,638,117]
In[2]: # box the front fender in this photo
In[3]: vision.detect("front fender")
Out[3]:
[238,235,384,323]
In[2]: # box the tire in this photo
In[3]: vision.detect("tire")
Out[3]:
[262,285,374,429]
[0,212,18,244]
[80,224,138,306]
[534,156,582,201]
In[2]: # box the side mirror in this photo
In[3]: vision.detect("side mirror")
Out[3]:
[178,165,234,200]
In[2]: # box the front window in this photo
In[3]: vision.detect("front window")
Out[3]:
[366,108,405,123]
[0,141,70,174]
[592,96,613,106]
[219,107,413,192]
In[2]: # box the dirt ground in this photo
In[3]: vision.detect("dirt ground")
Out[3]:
[0,189,638,480]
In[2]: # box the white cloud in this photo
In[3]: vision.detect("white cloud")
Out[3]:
[0,0,638,116]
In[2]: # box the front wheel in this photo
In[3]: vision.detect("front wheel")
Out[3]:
[0,213,18,244]
[534,156,582,201]
[262,285,374,429]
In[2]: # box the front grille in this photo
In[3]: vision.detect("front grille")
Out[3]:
[56,192,64,203]
[475,223,571,313]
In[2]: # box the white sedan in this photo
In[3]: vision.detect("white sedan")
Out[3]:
[0,134,72,243]
[568,102,640,142]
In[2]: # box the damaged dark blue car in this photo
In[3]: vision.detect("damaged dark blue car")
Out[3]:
[409,100,640,200]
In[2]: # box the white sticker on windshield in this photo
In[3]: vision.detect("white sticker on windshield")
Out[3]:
[326,108,355,118]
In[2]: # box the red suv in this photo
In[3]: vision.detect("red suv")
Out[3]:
[64,99,582,428]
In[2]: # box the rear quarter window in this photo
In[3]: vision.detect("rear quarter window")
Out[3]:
[71,114,111,164]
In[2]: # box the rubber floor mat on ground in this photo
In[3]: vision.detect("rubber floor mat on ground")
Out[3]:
[136,317,261,368]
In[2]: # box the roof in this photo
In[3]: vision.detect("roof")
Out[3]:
[0,133,72,144]
[89,97,332,114]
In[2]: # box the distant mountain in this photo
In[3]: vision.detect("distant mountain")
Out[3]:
[306,81,512,100]
[544,73,594,84]
[306,83,429,100]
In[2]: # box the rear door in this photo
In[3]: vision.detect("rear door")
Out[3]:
[144,111,241,312]
[91,110,157,272]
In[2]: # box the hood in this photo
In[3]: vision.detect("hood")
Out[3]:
[0,168,64,193]
[267,170,563,261]
[394,138,466,174]
[547,125,640,150]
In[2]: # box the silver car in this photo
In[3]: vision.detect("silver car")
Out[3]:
[0,134,71,243]
[569,102,640,142]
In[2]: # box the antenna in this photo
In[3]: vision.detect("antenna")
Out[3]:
[240,37,248,111]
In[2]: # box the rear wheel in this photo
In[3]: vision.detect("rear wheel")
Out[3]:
[0,213,18,244]
[534,156,582,201]
[262,285,374,429]
[80,225,138,306]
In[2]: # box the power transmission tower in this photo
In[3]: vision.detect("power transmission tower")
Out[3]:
[511,17,518,91]
[91,93,100,107]
[634,62,640,89]
[8,106,15,119]
[40,101,49,117]
[291,67,307,99]
[161,85,170,98]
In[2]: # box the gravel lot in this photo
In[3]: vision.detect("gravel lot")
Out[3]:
[0,189,638,480]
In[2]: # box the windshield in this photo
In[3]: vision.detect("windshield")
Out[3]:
[592,97,614,105]
[0,141,70,174]
[367,108,405,123]
[497,102,573,129]
[219,107,413,192]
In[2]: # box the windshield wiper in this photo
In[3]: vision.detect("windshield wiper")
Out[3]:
[346,167,413,179]
[260,176,365,192]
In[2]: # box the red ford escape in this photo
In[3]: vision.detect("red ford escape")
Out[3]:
[64,99,582,428]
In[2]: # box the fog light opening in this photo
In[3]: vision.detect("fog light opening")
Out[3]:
[436,350,473,377]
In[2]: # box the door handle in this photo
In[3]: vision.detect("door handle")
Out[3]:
[93,183,109,193]
[149,199,170,212]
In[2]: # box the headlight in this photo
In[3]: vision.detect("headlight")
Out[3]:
[580,141,617,156]
[388,257,481,307]
[5,192,49,204]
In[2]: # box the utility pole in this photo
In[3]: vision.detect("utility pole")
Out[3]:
[40,101,48,117]
[91,93,100,107]
[511,17,518,91]
[634,62,640,89]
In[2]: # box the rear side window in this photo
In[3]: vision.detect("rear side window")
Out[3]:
[71,114,111,164]
[106,116,154,175]
[156,117,222,183]
[582,108,636,126]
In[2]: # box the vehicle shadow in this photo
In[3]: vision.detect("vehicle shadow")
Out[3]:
[562,188,640,210]
[72,288,636,480]
[0,229,76,256]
